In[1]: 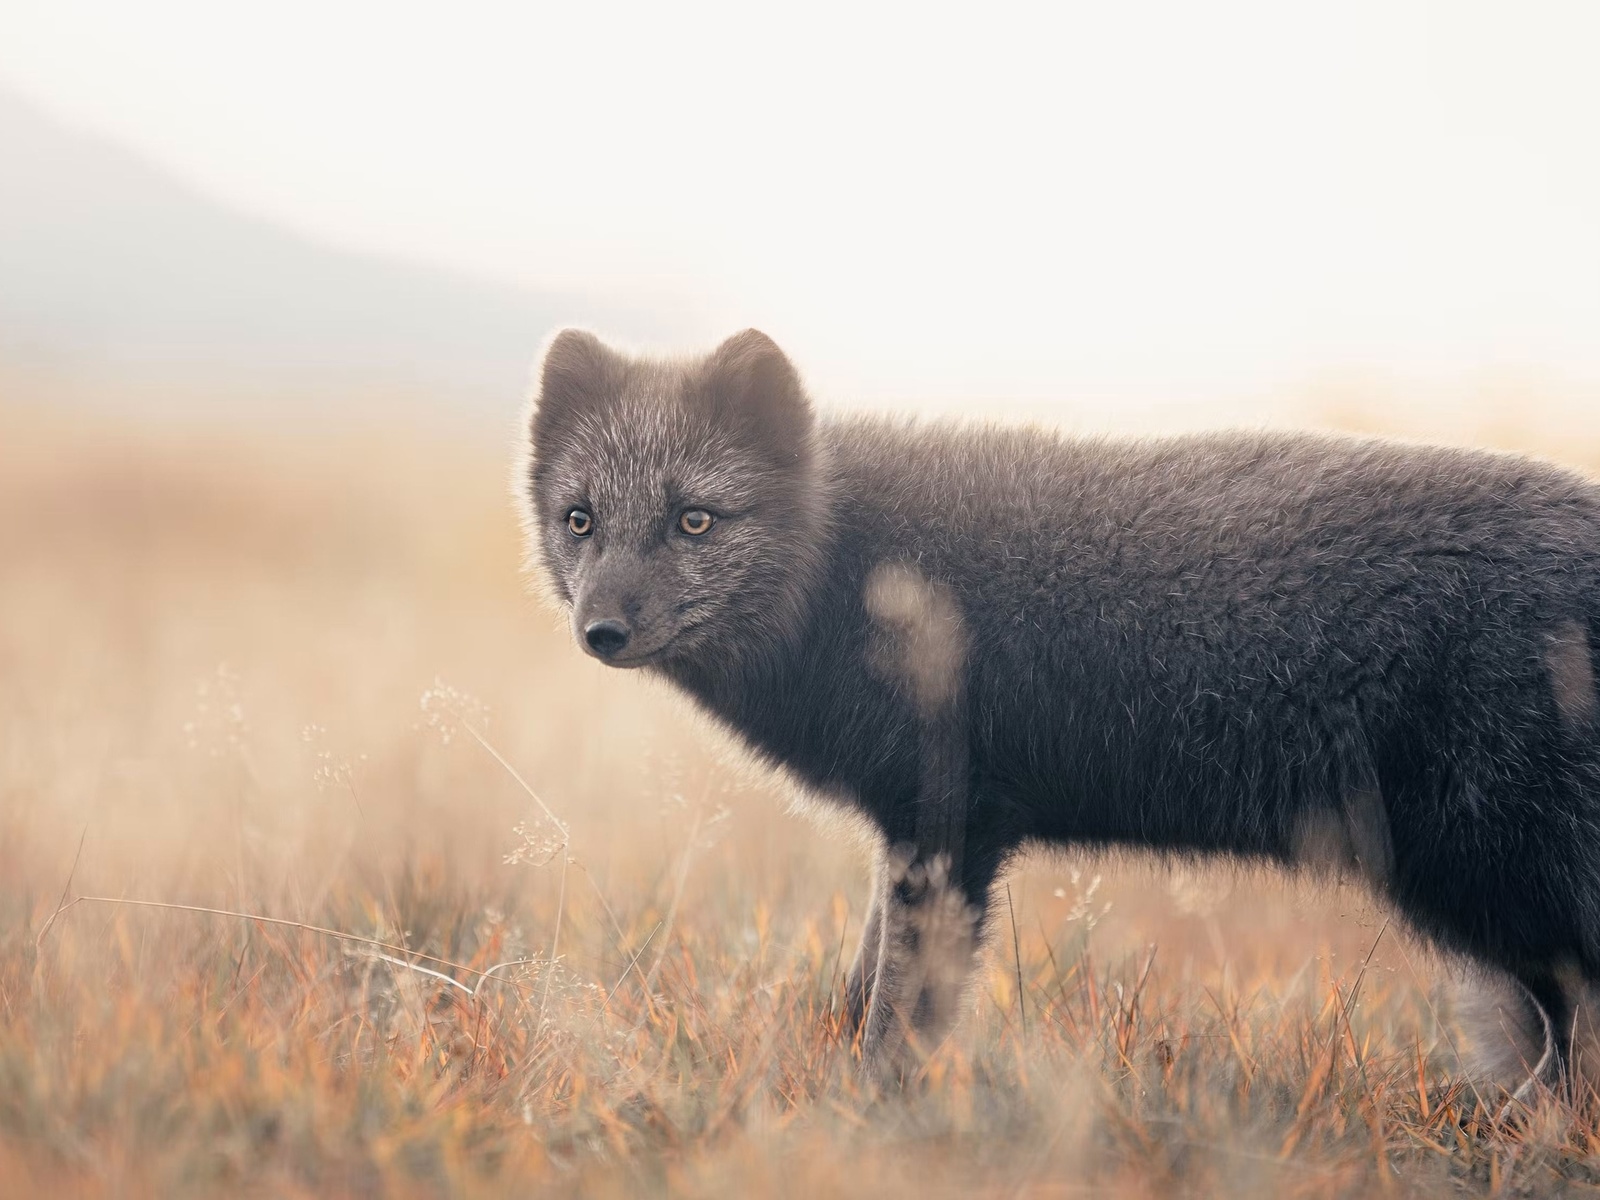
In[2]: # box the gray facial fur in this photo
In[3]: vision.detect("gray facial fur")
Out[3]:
[525,329,832,671]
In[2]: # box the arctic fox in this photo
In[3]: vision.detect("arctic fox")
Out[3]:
[520,328,1600,1090]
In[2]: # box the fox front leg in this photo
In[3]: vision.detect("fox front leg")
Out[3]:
[856,847,985,1083]
[855,721,982,1081]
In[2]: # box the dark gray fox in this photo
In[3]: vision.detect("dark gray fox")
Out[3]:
[520,328,1600,1091]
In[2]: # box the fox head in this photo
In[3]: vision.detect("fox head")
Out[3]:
[521,329,830,672]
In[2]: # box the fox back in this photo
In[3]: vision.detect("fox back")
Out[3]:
[521,328,1600,1090]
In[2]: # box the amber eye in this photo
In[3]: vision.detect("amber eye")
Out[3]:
[679,509,714,536]
[566,509,593,537]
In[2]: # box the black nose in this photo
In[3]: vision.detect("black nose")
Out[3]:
[584,619,631,657]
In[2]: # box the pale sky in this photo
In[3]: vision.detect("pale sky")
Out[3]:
[2,0,1598,423]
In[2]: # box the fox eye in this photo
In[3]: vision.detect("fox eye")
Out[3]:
[566,509,593,537]
[679,509,714,536]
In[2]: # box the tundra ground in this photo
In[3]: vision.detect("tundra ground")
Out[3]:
[5,393,1600,1197]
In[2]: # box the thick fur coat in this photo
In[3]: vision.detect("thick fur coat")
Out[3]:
[520,328,1600,1088]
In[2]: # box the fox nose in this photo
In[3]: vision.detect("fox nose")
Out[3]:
[584,619,631,657]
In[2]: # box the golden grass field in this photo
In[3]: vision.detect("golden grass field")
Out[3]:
[5,385,1600,1197]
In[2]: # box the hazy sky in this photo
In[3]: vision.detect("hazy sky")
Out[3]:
[2,0,1597,418]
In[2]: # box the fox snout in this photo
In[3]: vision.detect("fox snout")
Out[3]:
[583,618,631,659]
[574,599,641,665]
[573,556,667,667]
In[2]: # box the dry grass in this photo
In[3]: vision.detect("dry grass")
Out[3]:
[6,388,1600,1197]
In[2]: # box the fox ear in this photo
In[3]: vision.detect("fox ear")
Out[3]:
[532,329,623,443]
[702,329,813,455]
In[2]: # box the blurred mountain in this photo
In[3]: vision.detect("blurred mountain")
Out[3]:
[0,86,703,420]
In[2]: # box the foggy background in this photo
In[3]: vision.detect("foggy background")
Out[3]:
[4,0,1597,433]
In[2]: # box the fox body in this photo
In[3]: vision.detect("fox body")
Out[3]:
[522,329,1600,1087]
